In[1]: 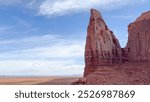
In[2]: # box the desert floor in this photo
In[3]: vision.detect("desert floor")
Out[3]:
[0,76,80,85]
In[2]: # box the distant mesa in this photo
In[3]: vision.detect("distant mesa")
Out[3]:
[72,9,150,85]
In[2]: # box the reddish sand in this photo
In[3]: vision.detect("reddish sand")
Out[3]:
[0,76,80,85]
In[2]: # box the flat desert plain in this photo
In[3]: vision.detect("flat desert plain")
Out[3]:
[0,76,80,85]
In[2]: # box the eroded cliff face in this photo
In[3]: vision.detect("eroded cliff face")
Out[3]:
[73,9,150,85]
[124,11,150,62]
[84,9,122,76]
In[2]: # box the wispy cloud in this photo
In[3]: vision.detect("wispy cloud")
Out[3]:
[0,34,84,75]
[0,0,148,17]
[111,15,136,20]
[0,60,84,75]
[38,0,99,16]
[38,0,145,17]
[0,37,84,59]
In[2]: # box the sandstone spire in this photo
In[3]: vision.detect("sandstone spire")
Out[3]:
[84,9,122,76]
[72,9,150,85]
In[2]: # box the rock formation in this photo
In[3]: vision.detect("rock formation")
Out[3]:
[123,11,150,62]
[84,9,122,76]
[73,9,150,85]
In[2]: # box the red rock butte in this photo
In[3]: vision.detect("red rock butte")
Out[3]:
[72,9,150,85]
[124,11,150,62]
[84,9,122,76]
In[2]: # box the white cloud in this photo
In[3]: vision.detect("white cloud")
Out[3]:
[0,34,57,44]
[0,60,84,75]
[38,0,140,17]
[0,40,84,59]
[0,34,85,75]
[0,0,148,17]
[39,0,99,16]
[111,15,136,20]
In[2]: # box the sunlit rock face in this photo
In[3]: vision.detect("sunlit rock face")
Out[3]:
[73,9,150,85]
[84,9,122,76]
[124,11,150,62]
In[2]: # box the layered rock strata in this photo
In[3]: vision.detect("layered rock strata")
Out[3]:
[79,9,150,85]
[124,11,150,62]
[84,9,122,76]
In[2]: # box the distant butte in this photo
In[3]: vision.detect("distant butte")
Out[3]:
[72,9,150,85]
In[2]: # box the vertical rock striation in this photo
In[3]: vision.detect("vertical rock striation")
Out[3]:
[124,11,150,62]
[73,9,150,85]
[84,9,122,76]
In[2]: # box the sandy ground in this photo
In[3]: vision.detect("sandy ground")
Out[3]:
[0,76,80,85]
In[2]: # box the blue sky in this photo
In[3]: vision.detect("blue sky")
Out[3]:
[0,0,149,76]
